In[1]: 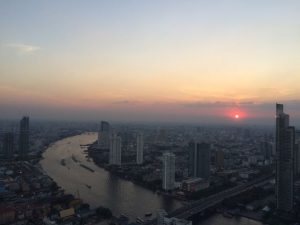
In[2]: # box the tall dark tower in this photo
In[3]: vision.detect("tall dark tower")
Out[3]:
[19,116,29,159]
[98,121,110,149]
[101,121,110,132]
[3,132,14,159]
[276,104,294,212]
[189,142,210,179]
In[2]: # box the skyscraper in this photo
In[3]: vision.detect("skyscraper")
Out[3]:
[3,132,14,159]
[109,133,122,165]
[260,141,272,161]
[162,152,175,191]
[276,103,294,212]
[136,133,144,165]
[189,142,210,179]
[295,130,300,177]
[98,121,110,149]
[215,149,224,170]
[19,116,29,159]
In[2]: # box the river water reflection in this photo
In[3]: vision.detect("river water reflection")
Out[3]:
[40,133,263,225]
[40,133,182,221]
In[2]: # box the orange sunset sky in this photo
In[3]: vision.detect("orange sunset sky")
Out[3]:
[1,1,300,124]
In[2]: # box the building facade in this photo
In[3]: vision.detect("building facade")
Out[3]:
[3,132,14,159]
[295,130,300,177]
[189,142,210,179]
[19,116,29,158]
[215,149,224,170]
[156,210,192,225]
[136,133,144,165]
[162,153,175,191]
[276,103,294,212]
[109,133,122,165]
[181,177,210,192]
[98,121,110,149]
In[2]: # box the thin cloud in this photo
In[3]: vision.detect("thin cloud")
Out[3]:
[112,100,139,104]
[5,43,40,54]
[182,101,256,108]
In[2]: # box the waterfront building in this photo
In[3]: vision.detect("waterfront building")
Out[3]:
[189,142,210,179]
[157,209,168,225]
[162,152,175,191]
[276,103,294,212]
[136,132,144,165]
[98,121,110,149]
[3,132,14,159]
[163,217,192,225]
[109,133,122,165]
[181,177,209,192]
[157,210,192,225]
[19,116,29,159]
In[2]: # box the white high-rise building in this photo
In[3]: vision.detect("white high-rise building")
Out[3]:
[162,153,175,191]
[109,133,122,165]
[136,133,144,165]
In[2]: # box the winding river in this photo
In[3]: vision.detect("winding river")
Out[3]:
[40,133,182,221]
[40,132,263,225]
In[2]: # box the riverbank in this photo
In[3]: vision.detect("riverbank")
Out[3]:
[86,142,268,225]
[40,133,183,221]
[37,133,116,224]
[87,141,188,200]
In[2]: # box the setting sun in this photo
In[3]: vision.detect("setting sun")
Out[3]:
[235,114,240,119]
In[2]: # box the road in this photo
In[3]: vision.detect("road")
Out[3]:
[145,175,273,224]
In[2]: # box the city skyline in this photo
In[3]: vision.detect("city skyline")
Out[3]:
[1,1,300,123]
[0,105,299,224]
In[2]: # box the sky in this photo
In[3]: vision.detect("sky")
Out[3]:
[1,0,300,124]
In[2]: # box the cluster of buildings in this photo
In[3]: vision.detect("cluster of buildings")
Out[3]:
[94,121,276,195]
[162,142,211,191]
[96,121,212,192]
[1,102,298,224]
[1,117,30,160]
[0,161,100,225]
[0,118,112,225]
[93,104,300,221]
[97,121,144,166]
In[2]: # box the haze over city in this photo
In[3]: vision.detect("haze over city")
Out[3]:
[1,0,300,124]
[2,1,300,225]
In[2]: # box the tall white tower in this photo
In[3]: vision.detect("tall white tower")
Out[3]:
[162,152,175,191]
[136,133,144,165]
[109,133,122,165]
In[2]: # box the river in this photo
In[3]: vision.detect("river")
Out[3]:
[40,133,263,225]
[40,133,182,221]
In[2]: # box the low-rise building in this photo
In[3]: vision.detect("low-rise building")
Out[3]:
[181,178,209,192]
[157,210,192,225]
[0,206,15,225]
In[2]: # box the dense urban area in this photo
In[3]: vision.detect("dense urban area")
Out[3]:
[0,104,300,225]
